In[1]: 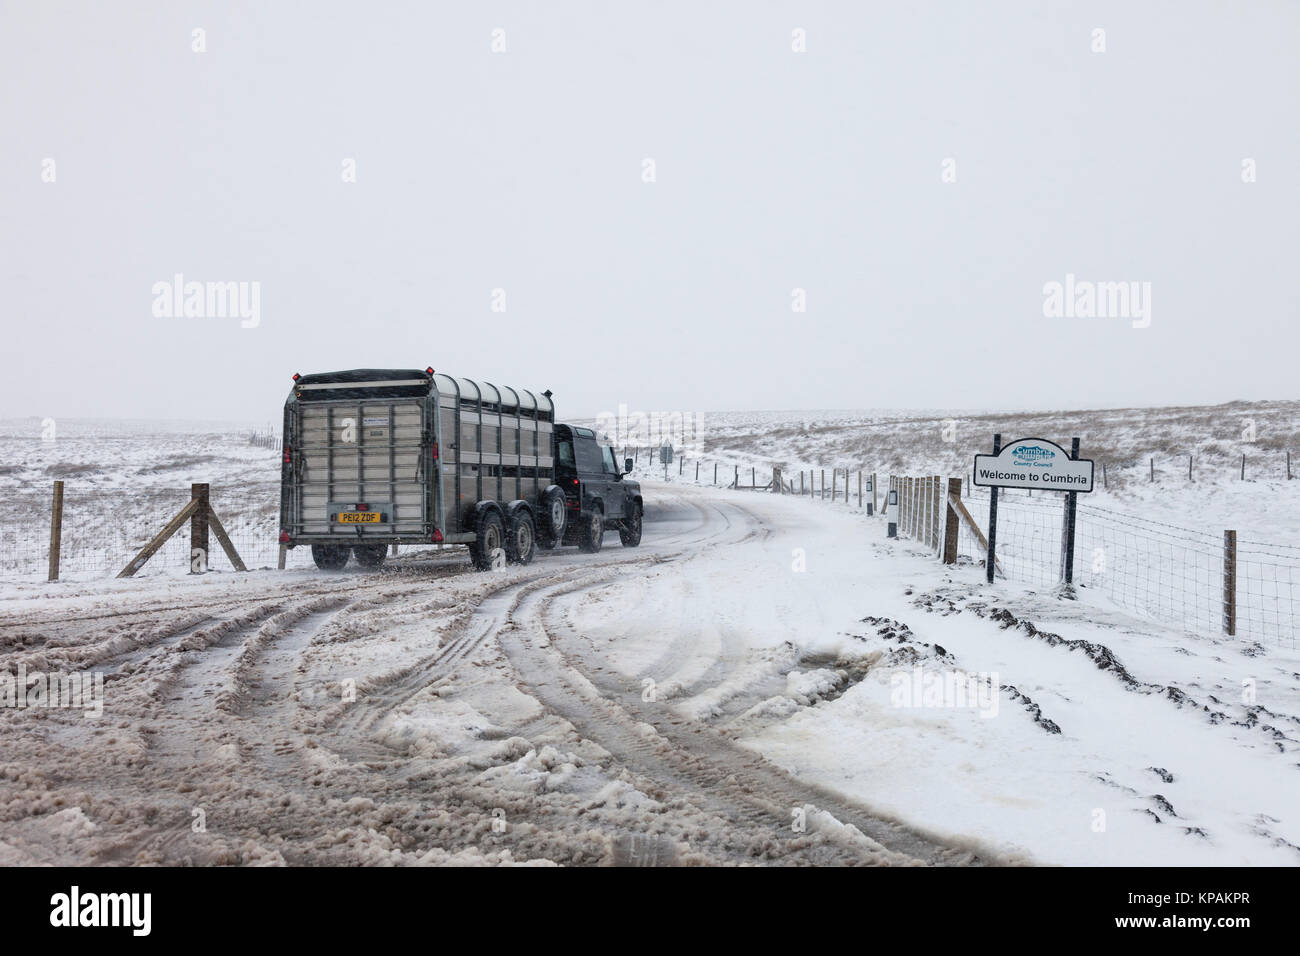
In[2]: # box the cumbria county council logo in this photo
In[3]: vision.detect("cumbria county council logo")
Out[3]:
[1012,445,1055,466]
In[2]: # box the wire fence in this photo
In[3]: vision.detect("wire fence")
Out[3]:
[0,483,313,580]
[891,474,1297,644]
[5,458,1297,644]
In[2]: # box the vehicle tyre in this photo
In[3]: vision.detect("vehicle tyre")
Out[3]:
[505,508,536,565]
[311,544,350,570]
[353,543,387,568]
[619,505,642,547]
[577,509,604,553]
[469,510,505,571]
[537,486,567,549]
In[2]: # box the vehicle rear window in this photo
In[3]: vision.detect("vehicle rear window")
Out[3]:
[575,438,604,473]
[557,440,574,467]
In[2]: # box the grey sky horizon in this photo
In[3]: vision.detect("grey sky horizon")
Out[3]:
[2,1,1297,425]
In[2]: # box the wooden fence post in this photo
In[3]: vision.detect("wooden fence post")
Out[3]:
[695,461,699,481]
[734,465,738,488]
[48,480,64,582]
[871,472,877,514]
[714,462,718,485]
[1240,454,1246,480]
[943,477,961,564]
[1223,530,1236,636]
[190,483,210,573]
[821,469,826,501]
[857,471,862,508]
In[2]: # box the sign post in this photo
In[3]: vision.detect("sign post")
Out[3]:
[659,444,673,481]
[1059,437,1081,592]
[973,435,1094,589]
[984,435,1001,584]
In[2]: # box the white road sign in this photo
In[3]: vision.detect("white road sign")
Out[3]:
[973,437,1094,493]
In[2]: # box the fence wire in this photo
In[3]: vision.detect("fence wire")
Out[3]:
[897,478,1297,644]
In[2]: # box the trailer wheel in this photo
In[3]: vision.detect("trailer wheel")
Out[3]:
[618,505,642,547]
[353,544,387,568]
[577,509,604,553]
[505,509,536,565]
[469,511,505,571]
[311,544,350,570]
[537,486,567,549]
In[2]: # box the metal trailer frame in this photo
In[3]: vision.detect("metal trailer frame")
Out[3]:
[279,368,555,549]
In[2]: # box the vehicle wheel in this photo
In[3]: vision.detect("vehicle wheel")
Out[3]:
[619,505,642,547]
[469,511,505,571]
[505,509,536,565]
[353,543,387,568]
[577,509,604,553]
[537,486,567,549]
[311,544,350,570]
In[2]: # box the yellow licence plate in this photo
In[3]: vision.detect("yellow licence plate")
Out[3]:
[338,512,381,524]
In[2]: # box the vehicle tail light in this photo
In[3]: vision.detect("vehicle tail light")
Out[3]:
[431,529,444,543]
[292,373,300,381]
[431,442,439,461]
[283,448,291,463]
[357,504,369,512]
[278,530,290,543]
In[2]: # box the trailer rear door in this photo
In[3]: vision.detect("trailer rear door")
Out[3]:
[289,397,430,539]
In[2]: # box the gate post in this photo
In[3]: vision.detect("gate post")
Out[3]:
[191,483,210,573]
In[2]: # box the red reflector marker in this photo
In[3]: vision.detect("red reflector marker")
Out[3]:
[283,449,291,463]
[431,529,444,543]
[431,442,439,460]
[425,367,435,375]
[292,373,300,381]
[278,531,290,543]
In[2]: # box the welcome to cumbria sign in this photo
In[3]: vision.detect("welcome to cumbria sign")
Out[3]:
[972,435,1094,589]
[973,437,1094,493]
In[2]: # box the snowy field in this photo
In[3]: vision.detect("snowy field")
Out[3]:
[1,411,1298,866]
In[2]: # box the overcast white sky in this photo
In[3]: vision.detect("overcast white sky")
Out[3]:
[1,1,1297,423]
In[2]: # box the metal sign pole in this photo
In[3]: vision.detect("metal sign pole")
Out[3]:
[1060,436,1080,591]
[986,434,1001,584]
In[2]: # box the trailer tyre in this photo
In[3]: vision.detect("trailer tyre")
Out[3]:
[578,509,604,553]
[469,511,505,571]
[619,505,642,547]
[537,486,567,550]
[311,544,350,570]
[353,544,387,568]
[505,509,536,565]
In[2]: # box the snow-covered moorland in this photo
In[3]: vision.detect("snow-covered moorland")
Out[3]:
[0,406,1297,866]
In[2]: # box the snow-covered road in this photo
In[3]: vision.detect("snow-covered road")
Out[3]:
[2,482,1296,866]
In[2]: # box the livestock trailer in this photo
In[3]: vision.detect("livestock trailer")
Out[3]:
[279,367,568,570]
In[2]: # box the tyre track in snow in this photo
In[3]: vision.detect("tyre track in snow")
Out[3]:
[460,491,986,864]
